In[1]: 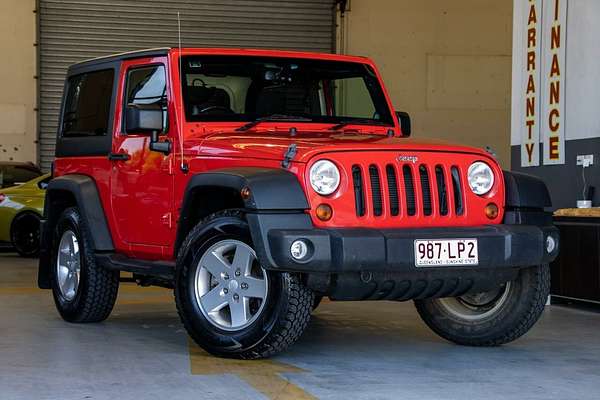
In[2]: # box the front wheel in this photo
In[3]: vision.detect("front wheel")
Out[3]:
[175,210,314,359]
[414,264,550,346]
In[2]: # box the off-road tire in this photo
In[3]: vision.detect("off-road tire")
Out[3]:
[50,207,119,323]
[11,212,41,257]
[175,210,314,359]
[414,264,550,346]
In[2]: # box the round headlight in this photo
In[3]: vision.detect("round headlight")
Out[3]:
[309,160,340,195]
[467,161,495,195]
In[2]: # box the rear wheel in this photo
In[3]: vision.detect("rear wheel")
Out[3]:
[414,264,550,346]
[11,212,41,257]
[50,207,119,323]
[175,210,314,359]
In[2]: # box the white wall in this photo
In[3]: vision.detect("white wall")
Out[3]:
[0,0,36,163]
[511,0,600,145]
[341,0,513,167]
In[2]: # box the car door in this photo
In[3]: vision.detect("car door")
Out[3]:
[109,58,175,255]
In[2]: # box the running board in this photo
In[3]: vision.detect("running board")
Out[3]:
[96,253,175,281]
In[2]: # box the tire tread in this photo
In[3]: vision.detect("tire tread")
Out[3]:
[175,210,313,359]
[415,264,550,346]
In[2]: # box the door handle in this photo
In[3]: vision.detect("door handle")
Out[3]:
[108,152,130,161]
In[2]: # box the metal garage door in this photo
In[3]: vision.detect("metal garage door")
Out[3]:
[38,0,335,170]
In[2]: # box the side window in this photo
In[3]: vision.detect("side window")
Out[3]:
[0,166,42,188]
[124,65,167,133]
[62,69,114,137]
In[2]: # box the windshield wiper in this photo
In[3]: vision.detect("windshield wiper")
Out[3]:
[329,119,388,131]
[236,114,313,132]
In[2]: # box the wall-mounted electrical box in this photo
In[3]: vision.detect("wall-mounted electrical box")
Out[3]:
[576,154,594,167]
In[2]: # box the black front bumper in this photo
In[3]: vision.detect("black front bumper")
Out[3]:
[249,214,559,274]
[248,213,559,300]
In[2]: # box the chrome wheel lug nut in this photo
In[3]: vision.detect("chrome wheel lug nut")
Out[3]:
[241,282,248,290]
[235,269,241,277]
[222,288,228,295]
[233,293,239,301]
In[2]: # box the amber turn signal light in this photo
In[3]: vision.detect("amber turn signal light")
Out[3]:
[315,204,333,221]
[485,203,499,219]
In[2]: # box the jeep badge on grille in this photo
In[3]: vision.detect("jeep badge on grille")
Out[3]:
[397,155,419,163]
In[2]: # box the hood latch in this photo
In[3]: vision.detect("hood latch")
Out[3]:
[282,143,298,169]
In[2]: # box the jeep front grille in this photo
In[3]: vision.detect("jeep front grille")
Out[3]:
[351,163,465,218]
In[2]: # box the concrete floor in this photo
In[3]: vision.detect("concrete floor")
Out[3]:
[1,253,599,400]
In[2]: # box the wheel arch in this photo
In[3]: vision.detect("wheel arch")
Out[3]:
[502,171,553,225]
[175,167,309,257]
[38,174,113,289]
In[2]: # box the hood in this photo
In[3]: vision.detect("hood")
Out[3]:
[192,129,492,164]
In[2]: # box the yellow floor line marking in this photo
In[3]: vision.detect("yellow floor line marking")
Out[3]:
[188,338,316,399]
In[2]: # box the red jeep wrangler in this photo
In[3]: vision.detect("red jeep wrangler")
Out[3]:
[39,48,559,359]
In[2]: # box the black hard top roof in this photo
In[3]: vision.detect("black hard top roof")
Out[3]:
[69,48,171,71]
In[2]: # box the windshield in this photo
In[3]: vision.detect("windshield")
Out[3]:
[181,56,394,126]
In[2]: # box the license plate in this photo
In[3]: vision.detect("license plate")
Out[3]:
[414,239,478,267]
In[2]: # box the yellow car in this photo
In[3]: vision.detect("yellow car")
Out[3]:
[0,174,50,257]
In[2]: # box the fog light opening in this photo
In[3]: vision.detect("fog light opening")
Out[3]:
[546,236,556,254]
[290,240,309,261]
[485,203,499,219]
[316,203,333,221]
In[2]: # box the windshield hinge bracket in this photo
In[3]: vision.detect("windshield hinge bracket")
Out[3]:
[282,143,298,169]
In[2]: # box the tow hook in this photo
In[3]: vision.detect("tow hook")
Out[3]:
[282,143,297,168]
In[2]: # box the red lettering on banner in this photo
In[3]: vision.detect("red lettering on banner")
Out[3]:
[551,25,560,49]
[526,143,536,162]
[528,4,537,24]
[549,109,560,132]
[549,137,559,159]
[528,51,536,71]
[550,81,560,105]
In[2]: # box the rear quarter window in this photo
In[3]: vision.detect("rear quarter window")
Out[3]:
[0,166,42,188]
[62,69,114,137]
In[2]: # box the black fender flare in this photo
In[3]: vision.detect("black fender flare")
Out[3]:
[38,174,113,289]
[502,170,552,225]
[175,167,309,255]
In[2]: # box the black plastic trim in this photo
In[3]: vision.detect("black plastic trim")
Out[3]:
[260,222,559,273]
[503,170,552,209]
[38,174,114,289]
[96,254,174,281]
[175,167,309,255]
[70,48,170,70]
[46,175,114,250]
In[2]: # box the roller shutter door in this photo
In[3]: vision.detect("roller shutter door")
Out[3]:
[38,0,335,170]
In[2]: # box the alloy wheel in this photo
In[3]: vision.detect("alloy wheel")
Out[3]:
[194,239,268,331]
[56,230,81,301]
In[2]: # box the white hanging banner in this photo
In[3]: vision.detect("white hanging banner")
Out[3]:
[521,0,542,167]
[541,0,567,165]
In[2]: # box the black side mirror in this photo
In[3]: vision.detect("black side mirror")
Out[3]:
[125,106,163,132]
[125,106,171,155]
[396,111,411,137]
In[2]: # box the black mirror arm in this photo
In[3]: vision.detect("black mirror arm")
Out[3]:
[149,130,171,155]
[395,111,411,137]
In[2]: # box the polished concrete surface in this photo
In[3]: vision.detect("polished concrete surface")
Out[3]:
[1,252,600,400]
